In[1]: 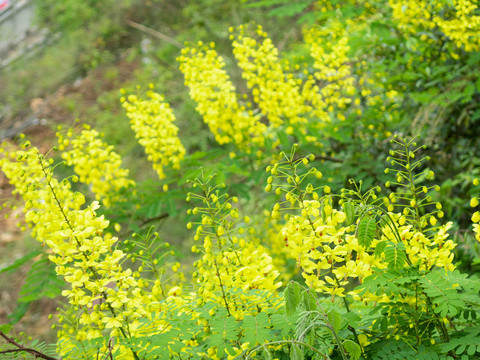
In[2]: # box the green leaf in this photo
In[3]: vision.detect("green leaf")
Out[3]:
[327,310,342,333]
[374,240,387,258]
[262,346,273,360]
[290,343,304,360]
[419,270,464,318]
[13,254,64,322]
[285,281,302,316]
[8,302,30,324]
[357,214,376,248]
[271,313,293,337]
[384,241,406,269]
[144,199,164,219]
[242,312,270,345]
[302,290,317,311]
[169,339,185,354]
[165,196,177,217]
[210,314,239,348]
[267,1,312,18]
[0,324,12,333]
[342,200,355,226]
[462,83,475,103]
[343,339,361,359]
[0,250,41,274]
[343,312,361,329]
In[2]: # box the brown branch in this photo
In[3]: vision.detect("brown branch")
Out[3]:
[101,338,114,360]
[139,212,169,227]
[126,20,183,48]
[293,155,344,163]
[314,155,343,163]
[0,331,58,360]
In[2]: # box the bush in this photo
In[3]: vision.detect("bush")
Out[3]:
[1,1,480,358]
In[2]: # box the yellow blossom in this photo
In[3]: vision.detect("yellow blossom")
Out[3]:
[178,43,266,148]
[122,90,186,179]
[58,127,135,207]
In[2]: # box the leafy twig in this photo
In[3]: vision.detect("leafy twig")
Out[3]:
[0,330,58,360]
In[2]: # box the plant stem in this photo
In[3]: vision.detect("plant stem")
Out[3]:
[243,340,330,360]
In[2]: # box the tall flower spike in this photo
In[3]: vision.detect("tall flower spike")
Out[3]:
[232,25,310,131]
[0,144,84,244]
[384,137,443,232]
[178,41,266,149]
[304,22,356,116]
[187,175,281,320]
[58,125,135,207]
[0,144,146,358]
[122,90,186,179]
[471,178,480,241]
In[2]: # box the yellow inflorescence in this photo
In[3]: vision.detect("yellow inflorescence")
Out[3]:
[0,144,155,358]
[389,0,480,51]
[58,126,135,207]
[304,22,356,116]
[122,90,186,179]
[194,244,282,318]
[471,178,480,241]
[188,179,282,322]
[0,145,83,244]
[282,207,457,299]
[232,25,310,129]
[178,42,266,148]
[268,151,457,301]
[254,216,297,283]
[176,21,401,151]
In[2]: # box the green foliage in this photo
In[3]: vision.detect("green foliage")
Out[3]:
[36,0,109,32]
[0,250,41,275]
[284,281,302,317]
[357,215,376,248]
[342,340,361,360]
[384,241,407,270]
[8,253,63,325]
[2,0,480,358]
[439,326,480,358]
[243,313,270,346]
[16,254,63,303]
[419,270,465,318]
[243,0,317,23]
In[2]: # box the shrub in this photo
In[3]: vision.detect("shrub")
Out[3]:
[2,2,480,357]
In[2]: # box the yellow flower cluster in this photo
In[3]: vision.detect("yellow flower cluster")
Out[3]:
[304,22,356,118]
[186,178,282,358]
[254,216,297,283]
[283,208,455,298]
[194,245,281,317]
[0,144,146,358]
[268,149,457,301]
[177,22,395,151]
[188,179,282,318]
[0,145,83,243]
[471,178,480,241]
[389,0,480,51]
[231,25,310,129]
[58,125,135,207]
[121,90,186,179]
[178,42,266,148]
[282,204,360,298]
[383,218,456,272]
